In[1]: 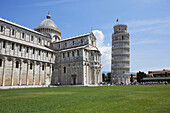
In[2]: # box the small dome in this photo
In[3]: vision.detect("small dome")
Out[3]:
[34,13,61,33]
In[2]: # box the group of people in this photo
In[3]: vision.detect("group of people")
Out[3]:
[98,81,169,86]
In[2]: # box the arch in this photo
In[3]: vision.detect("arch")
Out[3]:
[0,58,2,67]
[53,35,60,41]
[30,63,33,70]
[16,61,19,68]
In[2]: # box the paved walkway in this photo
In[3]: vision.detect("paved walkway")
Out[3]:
[0,85,49,89]
[0,84,100,89]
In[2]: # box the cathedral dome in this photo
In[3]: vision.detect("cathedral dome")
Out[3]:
[34,13,61,34]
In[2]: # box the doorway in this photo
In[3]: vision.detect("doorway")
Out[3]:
[73,77,76,85]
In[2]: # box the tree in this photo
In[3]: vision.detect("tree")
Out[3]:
[137,71,146,83]
[165,72,168,77]
[107,72,111,82]
[130,74,134,83]
[102,73,106,82]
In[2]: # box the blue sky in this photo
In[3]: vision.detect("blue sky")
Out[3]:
[0,0,170,73]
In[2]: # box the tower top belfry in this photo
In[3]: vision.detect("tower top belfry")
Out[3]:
[113,24,127,34]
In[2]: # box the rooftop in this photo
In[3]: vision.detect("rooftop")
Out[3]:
[0,17,45,37]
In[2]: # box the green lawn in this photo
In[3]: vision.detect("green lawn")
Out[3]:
[0,85,170,113]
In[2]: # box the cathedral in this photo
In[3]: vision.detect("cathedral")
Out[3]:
[0,13,102,87]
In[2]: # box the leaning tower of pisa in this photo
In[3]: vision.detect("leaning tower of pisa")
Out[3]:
[111,24,130,84]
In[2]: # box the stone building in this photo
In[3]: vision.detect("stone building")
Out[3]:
[0,13,102,87]
[111,24,130,84]
[52,33,102,85]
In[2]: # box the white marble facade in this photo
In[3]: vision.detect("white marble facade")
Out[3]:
[0,13,102,86]
[52,33,102,85]
[111,25,130,84]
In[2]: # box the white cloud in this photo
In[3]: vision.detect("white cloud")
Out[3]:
[127,17,170,35]
[92,30,111,72]
[132,38,163,45]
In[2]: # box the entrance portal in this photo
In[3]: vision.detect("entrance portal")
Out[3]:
[72,74,77,85]
[73,77,76,85]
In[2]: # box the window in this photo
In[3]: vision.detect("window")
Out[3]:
[77,50,79,56]
[12,29,15,36]
[64,67,66,73]
[33,48,35,54]
[63,53,65,58]
[59,44,60,49]
[16,61,19,68]
[3,41,5,48]
[51,53,53,58]
[55,37,58,40]
[65,43,67,47]
[0,59,2,67]
[39,50,41,55]
[30,63,32,70]
[47,52,48,57]
[67,52,69,57]
[73,41,74,45]
[27,47,29,53]
[81,39,83,43]
[22,33,24,38]
[72,51,74,57]
[122,35,124,40]
[12,43,14,50]
[19,45,22,51]
[31,36,34,41]
[1,26,3,32]
[91,52,93,56]
[92,41,93,45]
[42,65,44,70]
[38,38,41,43]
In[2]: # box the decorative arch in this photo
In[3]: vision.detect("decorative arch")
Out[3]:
[53,35,60,41]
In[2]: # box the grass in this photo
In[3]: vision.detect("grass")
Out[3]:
[0,85,170,113]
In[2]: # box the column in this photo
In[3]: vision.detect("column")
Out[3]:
[33,61,36,85]
[39,62,42,85]
[13,43,16,56]
[0,41,2,53]
[49,64,52,85]
[44,63,47,85]
[90,67,92,84]
[87,65,89,84]
[96,70,98,85]
[11,58,15,86]
[19,59,23,86]
[118,77,121,84]
[2,57,7,86]
[124,77,127,85]
[3,26,6,35]
[5,41,7,54]
[8,42,12,56]
[26,60,30,85]
[94,69,95,84]
[122,77,125,84]
[85,65,87,85]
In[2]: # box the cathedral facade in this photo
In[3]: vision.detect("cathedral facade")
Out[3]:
[0,14,102,87]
